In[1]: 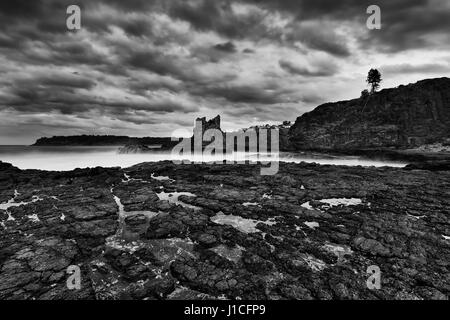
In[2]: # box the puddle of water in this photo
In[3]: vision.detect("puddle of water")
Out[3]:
[301,198,363,211]
[407,214,426,220]
[151,173,174,182]
[113,194,159,219]
[157,192,199,210]
[6,212,15,221]
[109,192,197,262]
[323,243,353,257]
[157,192,196,202]
[0,195,43,211]
[243,202,259,207]
[113,195,125,216]
[319,198,362,207]
[27,214,40,223]
[211,212,277,233]
[105,236,143,253]
[300,202,313,210]
[322,243,353,265]
[210,244,245,263]
[121,173,148,183]
[304,221,319,229]
[111,192,160,244]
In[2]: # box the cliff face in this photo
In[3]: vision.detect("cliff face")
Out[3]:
[289,78,450,151]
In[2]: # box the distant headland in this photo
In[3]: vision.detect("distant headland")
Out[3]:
[32,135,178,149]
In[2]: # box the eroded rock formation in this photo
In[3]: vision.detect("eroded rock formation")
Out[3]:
[289,78,450,151]
[1,160,449,300]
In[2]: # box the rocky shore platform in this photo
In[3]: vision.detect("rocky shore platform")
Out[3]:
[0,160,449,300]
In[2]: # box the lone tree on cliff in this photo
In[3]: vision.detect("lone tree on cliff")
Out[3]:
[367,69,382,93]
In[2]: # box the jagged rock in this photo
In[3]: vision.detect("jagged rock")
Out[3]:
[118,144,154,154]
[353,237,391,257]
[124,214,148,227]
[1,160,449,300]
[197,233,218,247]
[144,277,176,298]
[289,77,450,151]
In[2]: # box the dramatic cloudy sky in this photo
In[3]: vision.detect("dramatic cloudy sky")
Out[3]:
[0,0,449,144]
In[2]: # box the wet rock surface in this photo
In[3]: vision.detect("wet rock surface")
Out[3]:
[0,160,449,300]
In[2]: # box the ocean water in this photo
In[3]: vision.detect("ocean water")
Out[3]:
[0,146,407,171]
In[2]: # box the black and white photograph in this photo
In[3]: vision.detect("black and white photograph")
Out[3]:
[0,0,449,307]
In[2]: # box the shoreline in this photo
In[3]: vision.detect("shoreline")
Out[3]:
[9,142,450,161]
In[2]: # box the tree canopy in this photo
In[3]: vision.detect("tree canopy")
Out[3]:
[367,69,382,93]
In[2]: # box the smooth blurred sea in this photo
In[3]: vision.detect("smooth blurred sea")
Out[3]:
[0,145,407,171]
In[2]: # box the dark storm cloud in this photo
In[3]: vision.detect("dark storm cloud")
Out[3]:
[284,21,351,57]
[169,0,267,39]
[126,50,181,77]
[279,59,338,77]
[1,0,448,52]
[167,0,450,55]
[199,85,286,104]
[241,0,450,53]
[124,48,236,85]
[381,63,450,75]
[241,0,427,21]
[363,4,450,52]
[0,68,198,116]
[0,0,44,18]
[166,0,350,56]
[1,88,199,115]
[213,41,237,53]
[0,0,449,143]
[43,42,108,66]
[0,34,22,49]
